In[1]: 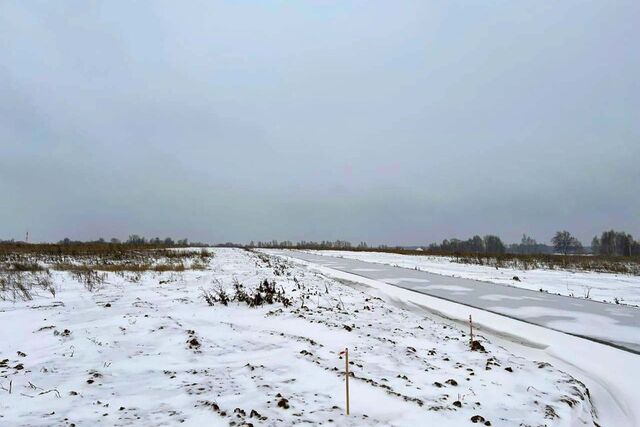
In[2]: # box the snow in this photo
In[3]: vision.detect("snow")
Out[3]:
[306,250,640,307]
[1,248,596,426]
[487,306,640,347]
[268,251,638,426]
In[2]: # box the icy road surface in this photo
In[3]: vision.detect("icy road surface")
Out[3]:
[276,250,640,354]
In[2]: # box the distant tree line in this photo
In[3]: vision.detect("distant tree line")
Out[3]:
[544,230,640,256]
[591,230,639,256]
[429,230,639,256]
[249,240,359,250]
[249,237,510,254]
[0,234,204,247]
[3,229,639,256]
[427,235,507,254]
[0,237,207,247]
[51,235,209,247]
[507,234,554,254]
[247,229,640,257]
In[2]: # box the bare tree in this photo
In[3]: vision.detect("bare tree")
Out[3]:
[551,231,582,255]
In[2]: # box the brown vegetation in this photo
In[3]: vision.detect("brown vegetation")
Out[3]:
[0,243,213,301]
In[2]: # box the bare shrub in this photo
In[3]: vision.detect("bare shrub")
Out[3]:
[71,269,107,292]
[201,286,229,306]
[201,278,291,308]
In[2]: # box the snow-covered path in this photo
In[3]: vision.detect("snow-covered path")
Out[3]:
[277,250,640,354]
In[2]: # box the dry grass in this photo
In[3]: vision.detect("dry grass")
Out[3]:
[0,244,213,301]
[52,262,187,272]
[451,253,640,275]
[0,262,47,272]
[0,242,172,257]
[0,243,212,269]
[0,270,56,301]
[0,243,211,265]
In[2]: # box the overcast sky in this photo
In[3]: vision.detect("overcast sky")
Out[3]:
[1,1,638,245]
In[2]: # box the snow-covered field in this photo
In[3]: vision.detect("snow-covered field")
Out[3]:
[306,250,640,307]
[1,248,596,426]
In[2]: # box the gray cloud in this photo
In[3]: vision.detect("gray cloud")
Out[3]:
[1,1,638,245]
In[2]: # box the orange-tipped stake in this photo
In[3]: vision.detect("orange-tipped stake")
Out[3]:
[469,315,474,348]
[339,348,350,415]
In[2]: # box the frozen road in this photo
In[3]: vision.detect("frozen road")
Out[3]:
[276,250,640,354]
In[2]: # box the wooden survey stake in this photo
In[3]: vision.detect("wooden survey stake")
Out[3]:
[340,348,350,415]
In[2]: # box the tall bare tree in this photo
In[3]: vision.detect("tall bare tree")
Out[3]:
[551,231,582,255]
